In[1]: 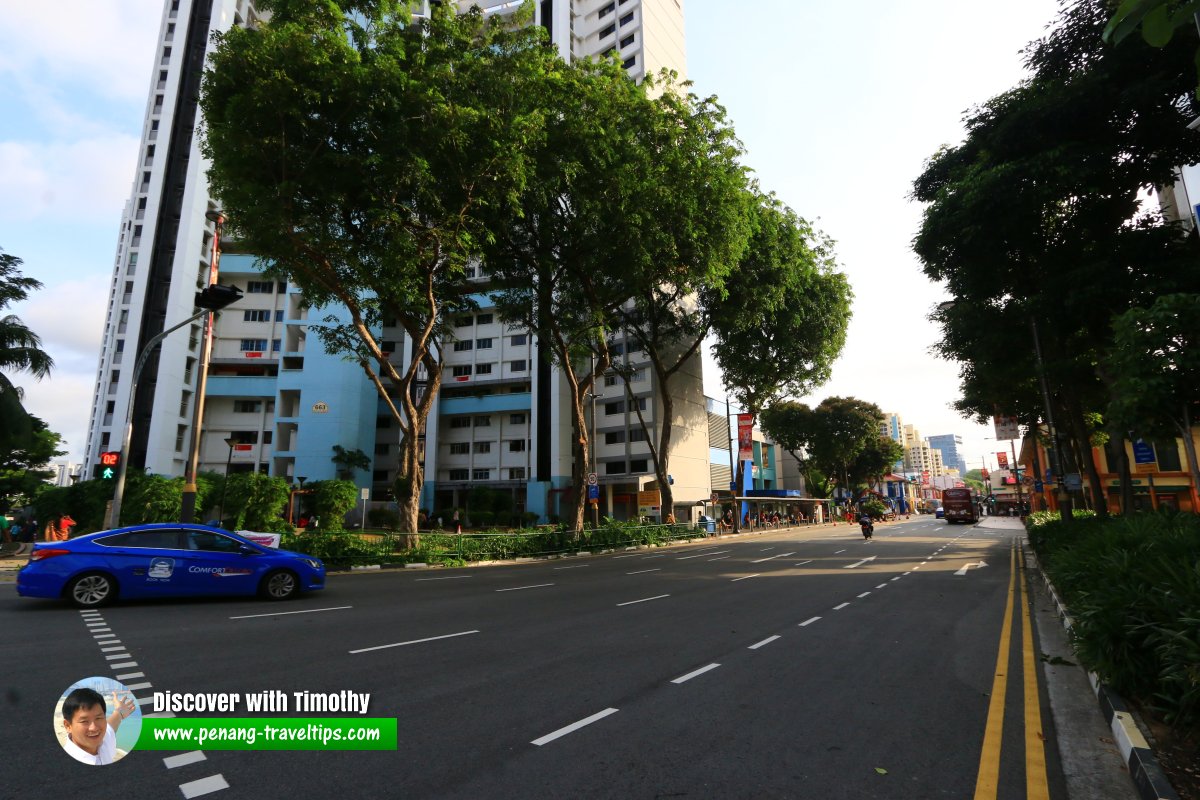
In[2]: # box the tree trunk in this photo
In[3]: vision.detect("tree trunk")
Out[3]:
[1065,395,1108,518]
[396,433,423,541]
[1117,433,1134,516]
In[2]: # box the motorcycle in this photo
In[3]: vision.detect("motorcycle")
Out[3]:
[860,517,874,539]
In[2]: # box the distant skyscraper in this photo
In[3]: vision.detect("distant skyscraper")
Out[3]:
[928,433,967,475]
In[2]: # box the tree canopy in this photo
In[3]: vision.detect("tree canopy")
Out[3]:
[912,0,1200,514]
[202,1,562,531]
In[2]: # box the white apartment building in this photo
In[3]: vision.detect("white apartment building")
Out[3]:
[84,0,703,523]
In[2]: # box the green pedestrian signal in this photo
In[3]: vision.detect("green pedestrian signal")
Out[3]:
[99,451,121,479]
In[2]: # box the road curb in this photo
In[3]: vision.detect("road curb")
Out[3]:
[1024,543,1180,800]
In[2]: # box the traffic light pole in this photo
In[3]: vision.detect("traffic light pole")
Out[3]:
[106,309,208,529]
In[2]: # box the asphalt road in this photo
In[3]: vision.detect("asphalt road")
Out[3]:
[1,516,1135,799]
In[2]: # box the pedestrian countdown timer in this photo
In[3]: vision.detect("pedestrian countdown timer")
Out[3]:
[99,451,121,479]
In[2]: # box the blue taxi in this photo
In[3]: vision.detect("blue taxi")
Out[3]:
[17,524,325,608]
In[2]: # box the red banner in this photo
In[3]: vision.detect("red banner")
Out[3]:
[737,414,754,463]
[996,452,1009,470]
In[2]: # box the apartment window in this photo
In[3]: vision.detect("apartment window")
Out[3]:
[508,440,526,452]
[244,309,270,322]
[454,340,473,352]
[246,281,274,293]
[452,365,472,377]
[175,424,187,452]
[598,2,615,17]
[508,467,526,480]
[240,339,267,352]
[472,469,491,480]
[476,313,493,325]
[620,33,635,48]
[605,431,625,445]
[631,369,647,382]
[610,342,625,356]
[474,416,492,427]
[233,400,261,413]
[262,431,272,445]
[475,338,493,349]
[179,391,190,417]
[600,23,616,38]
[374,443,390,455]
[630,458,648,473]
[623,55,637,69]
[473,441,491,454]
[275,310,285,322]
[605,461,626,475]
[629,427,646,442]
[620,11,634,25]
[449,443,469,455]
[475,363,493,375]
[633,397,648,411]
[456,316,473,327]
[605,401,624,415]
[101,432,111,446]
[449,469,469,481]
[449,417,471,429]
[161,46,172,65]
[509,413,526,425]
[604,374,618,387]
[510,334,527,346]
[272,339,281,352]
[372,470,388,482]
[510,359,528,372]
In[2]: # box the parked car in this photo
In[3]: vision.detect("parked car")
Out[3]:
[17,524,325,608]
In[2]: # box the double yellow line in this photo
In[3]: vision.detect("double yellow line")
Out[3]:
[974,539,1049,800]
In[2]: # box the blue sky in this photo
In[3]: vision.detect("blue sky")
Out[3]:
[0,0,1061,472]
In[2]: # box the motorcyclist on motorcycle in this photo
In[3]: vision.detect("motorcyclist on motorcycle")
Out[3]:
[859,513,874,540]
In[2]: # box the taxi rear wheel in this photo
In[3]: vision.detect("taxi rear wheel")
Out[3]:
[67,572,117,608]
[260,569,299,601]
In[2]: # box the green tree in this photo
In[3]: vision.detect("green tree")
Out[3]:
[1105,293,1200,507]
[0,416,63,512]
[0,248,55,455]
[202,1,561,533]
[482,56,678,533]
[330,445,370,481]
[223,472,290,532]
[764,397,888,502]
[913,0,1200,516]
[607,78,753,521]
[848,435,905,493]
[709,198,851,527]
[306,479,359,530]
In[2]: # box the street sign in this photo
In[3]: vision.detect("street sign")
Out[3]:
[993,415,1020,440]
[587,472,598,486]
[1064,473,1083,491]
[360,487,370,500]
[1034,480,1044,492]
[588,485,599,501]
[1132,439,1156,473]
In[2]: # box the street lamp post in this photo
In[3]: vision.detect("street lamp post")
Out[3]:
[107,308,209,529]
[217,436,237,527]
[181,210,226,524]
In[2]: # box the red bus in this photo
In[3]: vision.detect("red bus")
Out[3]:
[941,487,978,524]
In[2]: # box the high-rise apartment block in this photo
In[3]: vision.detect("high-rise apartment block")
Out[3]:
[84,0,704,523]
[927,433,967,476]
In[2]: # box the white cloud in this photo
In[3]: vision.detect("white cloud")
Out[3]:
[0,0,163,104]
[0,137,137,223]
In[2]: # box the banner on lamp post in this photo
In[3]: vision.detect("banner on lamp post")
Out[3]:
[996,452,1009,470]
[993,415,1020,441]
[737,414,754,463]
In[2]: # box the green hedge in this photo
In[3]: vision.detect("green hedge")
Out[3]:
[1028,511,1200,730]
[283,520,705,569]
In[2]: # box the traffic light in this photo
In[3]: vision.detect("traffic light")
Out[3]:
[195,283,243,311]
[99,451,121,480]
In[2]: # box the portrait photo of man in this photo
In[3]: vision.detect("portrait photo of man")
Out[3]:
[57,685,137,765]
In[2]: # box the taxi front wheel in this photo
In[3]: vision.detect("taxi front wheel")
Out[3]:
[260,569,299,601]
[68,572,117,608]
